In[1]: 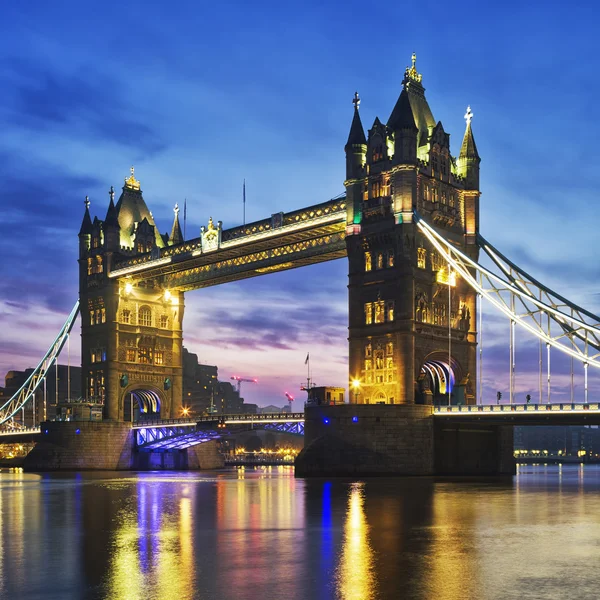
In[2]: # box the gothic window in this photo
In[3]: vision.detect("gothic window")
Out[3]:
[432,187,439,203]
[88,372,94,398]
[387,301,395,322]
[122,310,131,324]
[96,256,103,274]
[126,349,136,362]
[363,185,368,201]
[441,190,447,205]
[138,347,153,364]
[376,253,384,270]
[431,155,439,176]
[146,243,153,253]
[374,301,385,324]
[159,315,168,328]
[364,303,373,325]
[92,236,99,249]
[376,375,383,384]
[90,310,95,326]
[375,352,384,370]
[382,176,390,196]
[364,359,372,371]
[137,242,145,253]
[101,308,106,323]
[364,252,372,272]
[139,306,152,327]
[387,250,394,267]
[372,179,381,197]
[87,258,93,276]
[372,145,383,162]
[386,357,393,369]
[155,351,164,365]
[386,342,393,355]
[365,343,372,358]
[366,375,372,384]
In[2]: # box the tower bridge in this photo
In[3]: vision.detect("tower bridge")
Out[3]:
[1,53,599,475]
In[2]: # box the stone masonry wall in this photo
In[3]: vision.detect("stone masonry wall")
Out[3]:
[295,404,434,477]
[24,421,135,471]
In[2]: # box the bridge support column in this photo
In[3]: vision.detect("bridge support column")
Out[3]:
[434,422,515,476]
[296,404,435,476]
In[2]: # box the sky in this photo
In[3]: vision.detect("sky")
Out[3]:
[1,0,599,408]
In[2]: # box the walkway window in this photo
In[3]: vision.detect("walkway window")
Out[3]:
[155,351,164,365]
[387,250,394,267]
[126,349,136,362]
[364,359,372,371]
[159,315,168,329]
[89,310,95,326]
[417,248,427,269]
[87,258,93,275]
[365,343,372,357]
[365,251,372,272]
[122,310,131,324]
[376,253,383,270]
[386,342,393,355]
[139,306,152,327]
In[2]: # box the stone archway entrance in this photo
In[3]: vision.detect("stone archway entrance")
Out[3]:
[124,387,162,422]
[417,352,463,405]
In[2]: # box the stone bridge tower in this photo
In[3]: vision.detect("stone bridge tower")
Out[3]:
[345,55,481,405]
[78,169,184,421]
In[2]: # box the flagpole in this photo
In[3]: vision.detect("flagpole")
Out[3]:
[243,179,246,226]
[183,198,187,240]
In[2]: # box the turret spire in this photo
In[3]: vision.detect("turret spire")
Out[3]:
[459,105,480,160]
[345,91,367,148]
[169,203,183,245]
[79,196,93,235]
[104,186,119,229]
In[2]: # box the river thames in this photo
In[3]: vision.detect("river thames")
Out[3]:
[1,465,599,600]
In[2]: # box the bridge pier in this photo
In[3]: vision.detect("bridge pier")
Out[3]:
[295,405,515,477]
[22,421,223,471]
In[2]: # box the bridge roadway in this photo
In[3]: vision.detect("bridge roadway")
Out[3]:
[2,406,600,446]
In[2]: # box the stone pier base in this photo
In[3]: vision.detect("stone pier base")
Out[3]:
[295,404,435,477]
[23,421,224,471]
[295,405,515,477]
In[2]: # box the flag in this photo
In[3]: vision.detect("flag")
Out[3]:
[305,353,309,365]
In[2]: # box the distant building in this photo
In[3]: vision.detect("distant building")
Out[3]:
[307,386,345,406]
[514,426,600,457]
[182,347,219,415]
[4,365,82,425]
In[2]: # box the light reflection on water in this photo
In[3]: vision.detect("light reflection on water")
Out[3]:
[1,465,600,599]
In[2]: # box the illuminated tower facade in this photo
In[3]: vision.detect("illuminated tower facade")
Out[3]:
[345,55,481,405]
[78,169,185,421]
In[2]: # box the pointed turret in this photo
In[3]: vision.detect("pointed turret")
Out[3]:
[387,88,417,132]
[104,186,120,251]
[345,92,367,180]
[169,203,183,245]
[457,106,481,190]
[79,196,93,236]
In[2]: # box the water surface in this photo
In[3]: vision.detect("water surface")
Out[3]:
[1,465,599,599]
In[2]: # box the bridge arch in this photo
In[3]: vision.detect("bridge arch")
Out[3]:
[416,351,463,405]
[122,385,164,421]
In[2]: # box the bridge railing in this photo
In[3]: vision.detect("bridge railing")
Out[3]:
[434,403,600,415]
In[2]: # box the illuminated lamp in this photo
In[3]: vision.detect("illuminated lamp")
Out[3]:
[124,282,133,295]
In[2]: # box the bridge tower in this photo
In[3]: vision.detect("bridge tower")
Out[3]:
[78,169,184,421]
[345,54,481,405]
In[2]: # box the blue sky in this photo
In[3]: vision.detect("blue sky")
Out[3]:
[1,0,599,407]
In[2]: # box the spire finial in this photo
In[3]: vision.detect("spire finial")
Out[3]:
[404,52,422,84]
[109,186,115,202]
[174,203,180,217]
[130,166,134,177]
[352,91,360,110]
[464,105,473,126]
[124,166,140,190]
[85,195,90,209]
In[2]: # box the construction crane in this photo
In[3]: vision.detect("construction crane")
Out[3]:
[230,375,257,396]
[285,392,294,411]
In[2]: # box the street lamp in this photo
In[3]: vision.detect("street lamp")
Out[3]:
[351,379,361,403]
[182,407,190,418]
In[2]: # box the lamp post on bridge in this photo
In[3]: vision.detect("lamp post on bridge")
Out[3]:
[351,379,361,403]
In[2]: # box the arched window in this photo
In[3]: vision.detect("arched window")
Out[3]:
[159,315,168,328]
[139,306,152,327]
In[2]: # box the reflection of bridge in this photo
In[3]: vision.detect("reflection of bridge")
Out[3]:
[1,54,599,475]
